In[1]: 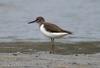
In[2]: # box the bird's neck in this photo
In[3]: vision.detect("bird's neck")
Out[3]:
[38,22,44,26]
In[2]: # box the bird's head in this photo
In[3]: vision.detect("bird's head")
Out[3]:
[28,16,45,24]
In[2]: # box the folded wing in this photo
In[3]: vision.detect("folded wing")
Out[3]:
[44,23,72,34]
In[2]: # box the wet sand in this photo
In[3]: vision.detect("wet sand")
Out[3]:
[0,41,100,68]
[0,41,100,54]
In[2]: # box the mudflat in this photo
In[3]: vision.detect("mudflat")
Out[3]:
[0,41,100,68]
[0,41,100,54]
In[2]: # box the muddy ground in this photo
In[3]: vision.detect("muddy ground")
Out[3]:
[0,41,100,68]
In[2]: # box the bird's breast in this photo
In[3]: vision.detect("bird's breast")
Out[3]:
[40,24,68,38]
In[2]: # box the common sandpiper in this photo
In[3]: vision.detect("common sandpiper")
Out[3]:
[28,16,72,54]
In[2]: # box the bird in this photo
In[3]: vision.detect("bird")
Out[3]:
[28,16,72,54]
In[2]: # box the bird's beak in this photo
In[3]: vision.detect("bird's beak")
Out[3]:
[28,19,37,24]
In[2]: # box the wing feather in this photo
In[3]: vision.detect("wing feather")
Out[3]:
[44,23,72,34]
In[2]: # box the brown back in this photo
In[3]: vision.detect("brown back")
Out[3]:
[44,23,72,34]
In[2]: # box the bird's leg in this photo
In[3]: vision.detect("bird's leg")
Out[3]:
[52,38,55,54]
[50,38,55,54]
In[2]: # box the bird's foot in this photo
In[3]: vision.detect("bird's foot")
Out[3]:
[49,50,55,54]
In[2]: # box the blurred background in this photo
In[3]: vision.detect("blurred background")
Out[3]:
[0,0,100,42]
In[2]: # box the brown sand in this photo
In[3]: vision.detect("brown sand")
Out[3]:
[0,41,100,68]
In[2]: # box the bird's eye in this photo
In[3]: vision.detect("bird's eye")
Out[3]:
[36,19,39,21]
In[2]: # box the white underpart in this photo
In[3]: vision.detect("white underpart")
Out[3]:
[40,24,68,38]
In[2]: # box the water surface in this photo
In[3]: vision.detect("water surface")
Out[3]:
[0,0,100,42]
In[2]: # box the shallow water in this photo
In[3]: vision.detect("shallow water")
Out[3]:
[0,0,100,42]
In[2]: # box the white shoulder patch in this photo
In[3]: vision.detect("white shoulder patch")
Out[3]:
[40,24,68,38]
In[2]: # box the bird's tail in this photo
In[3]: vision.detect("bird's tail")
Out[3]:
[63,30,72,34]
